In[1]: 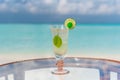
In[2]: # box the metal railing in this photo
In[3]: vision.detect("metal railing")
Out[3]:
[0,57,120,80]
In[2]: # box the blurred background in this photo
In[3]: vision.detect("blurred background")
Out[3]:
[0,0,120,64]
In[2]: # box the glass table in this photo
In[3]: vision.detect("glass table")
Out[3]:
[0,57,120,80]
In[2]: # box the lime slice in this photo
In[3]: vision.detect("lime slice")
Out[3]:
[53,35,62,48]
[64,18,76,30]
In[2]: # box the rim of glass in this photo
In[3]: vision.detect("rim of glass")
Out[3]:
[50,25,68,30]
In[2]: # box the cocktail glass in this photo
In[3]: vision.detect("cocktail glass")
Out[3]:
[50,25,69,75]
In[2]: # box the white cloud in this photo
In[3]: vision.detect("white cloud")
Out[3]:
[56,0,120,15]
[25,2,40,14]
[78,1,94,14]
[115,3,120,14]
[44,0,53,5]
[57,0,77,14]
[0,0,119,15]
[0,3,8,11]
[24,0,56,14]
[96,4,115,14]
[4,0,10,3]
[56,0,95,15]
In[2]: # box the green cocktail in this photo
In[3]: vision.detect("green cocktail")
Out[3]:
[50,18,76,75]
[51,25,69,75]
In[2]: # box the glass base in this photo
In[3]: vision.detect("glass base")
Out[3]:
[51,69,69,75]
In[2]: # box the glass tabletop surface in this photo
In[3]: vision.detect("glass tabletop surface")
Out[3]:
[0,57,119,80]
[25,67,99,80]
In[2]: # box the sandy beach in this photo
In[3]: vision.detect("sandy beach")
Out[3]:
[0,53,120,65]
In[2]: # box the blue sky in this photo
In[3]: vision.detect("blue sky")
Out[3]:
[0,0,120,23]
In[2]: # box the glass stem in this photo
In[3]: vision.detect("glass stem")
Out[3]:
[55,55,64,71]
[56,60,64,71]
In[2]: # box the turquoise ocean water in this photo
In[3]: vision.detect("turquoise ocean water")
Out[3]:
[0,24,120,56]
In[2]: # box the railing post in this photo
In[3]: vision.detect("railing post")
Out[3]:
[99,69,110,80]
[5,75,8,80]
[104,71,110,80]
[14,71,24,80]
[118,73,120,80]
